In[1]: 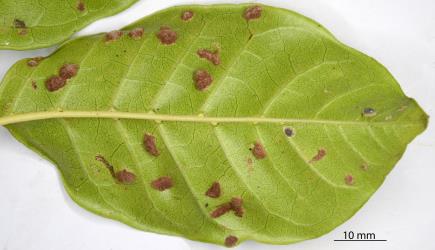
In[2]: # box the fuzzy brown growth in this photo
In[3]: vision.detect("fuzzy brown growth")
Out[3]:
[224,235,238,247]
[244,6,262,20]
[197,49,220,65]
[105,30,123,42]
[344,175,354,186]
[194,70,213,91]
[252,142,266,159]
[205,182,221,198]
[45,76,66,92]
[156,26,177,45]
[151,176,173,191]
[128,27,144,40]
[59,64,79,79]
[231,197,244,217]
[31,80,37,90]
[77,1,85,12]
[144,133,160,156]
[27,57,44,67]
[115,170,136,184]
[309,149,326,163]
[181,11,194,21]
[13,19,26,28]
[210,203,232,218]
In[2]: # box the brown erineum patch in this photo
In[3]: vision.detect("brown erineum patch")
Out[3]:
[45,76,66,92]
[156,26,177,45]
[144,133,160,156]
[344,174,354,186]
[128,27,144,40]
[231,197,244,217]
[115,170,136,184]
[252,142,266,159]
[197,49,221,65]
[224,235,238,247]
[59,64,79,79]
[181,11,194,21]
[205,182,221,198]
[244,6,262,20]
[27,57,44,67]
[309,149,326,163]
[194,70,213,91]
[151,176,173,191]
[210,203,232,218]
[77,1,85,12]
[105,30,123,42]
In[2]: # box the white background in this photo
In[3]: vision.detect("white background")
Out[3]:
[1,0,434,250]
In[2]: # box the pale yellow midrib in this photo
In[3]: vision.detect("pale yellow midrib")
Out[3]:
[0,111,421,127]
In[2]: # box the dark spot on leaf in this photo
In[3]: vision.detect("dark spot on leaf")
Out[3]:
[210,203,232,218]
[128,27,144,40]
[231,197,244,217]
[59,64,79,79]
[105,30,123,42]
[361,163,369,171]
[362,107,376,117]
[244,6,262,20]
[156,26,177,45]
[31,80,37,90]
[224,235,238,247]
[309,149,326,163]
[205,182,221,198]
[13,19,26,28]
[77,1,85,12]
[115,169,136,184]
[181,11,194,21]
[144,133,160,156]
[197,49,221,65]
[252,141,266,159]
[194,70,213,91]
[344,174,354,185]
[45,76,66,92]
[205,203,209,208]
[284,127,294,137]
[95,155,115,177]
[27,56,44,67]
[151,176,173,191]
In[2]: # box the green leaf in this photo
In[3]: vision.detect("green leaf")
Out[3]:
[0,4,428,247]
[0,0,138,50]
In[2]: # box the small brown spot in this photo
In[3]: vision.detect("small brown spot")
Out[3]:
[27,56,44,67]
[181,11,194,21]
[151,176,173,191]
[361,163,369,171]
[244,5,262,20]
[284,127,294,137]
[194,70,213,91]
[224,235,238,247]
[362,107,376,117]
[105,30,123,42]
[205,182,221,198]
[59,64,79,79]
[309,149,326,163]
[115,169,136,184]
[197,49,220,65]
[344,174,354,185]
[144,133,160,156]
[31,80,37,90]
[231,197,244,217]
[156,26,177,45]
[128,27,144,40]
[13,19,26,29]
[252,142,266,159]
[45,76,66,92]
[210,203,232,218]
[77,1,85,12]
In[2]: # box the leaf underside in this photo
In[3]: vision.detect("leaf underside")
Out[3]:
[0,4,428,247]
[0,0,138,50]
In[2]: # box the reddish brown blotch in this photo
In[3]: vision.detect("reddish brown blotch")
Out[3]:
[143,133,160,156]
[128,27,144,40]
[205,181,221,198]
[156,26,177,45]
[181,10,194,21]
[251,141,266,159]
[197,49,221,65]
[194,70,213,91]
[244,5,262,20]
[309,149,326,163]
[151,176,173,191]
[224,235,238,247]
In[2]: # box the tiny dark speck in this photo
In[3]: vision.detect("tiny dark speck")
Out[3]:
[284,127,294,137]
[362,107,376,117]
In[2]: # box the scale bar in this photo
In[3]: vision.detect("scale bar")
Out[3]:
[334,240,387,242]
